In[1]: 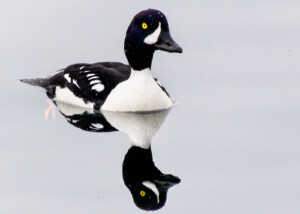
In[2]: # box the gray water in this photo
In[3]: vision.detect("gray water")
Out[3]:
[1,0,300,213]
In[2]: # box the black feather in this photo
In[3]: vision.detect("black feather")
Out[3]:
[20,78,50,88]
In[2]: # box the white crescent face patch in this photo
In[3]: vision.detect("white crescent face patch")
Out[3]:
[144,22,161,45]
[142,181,160,203]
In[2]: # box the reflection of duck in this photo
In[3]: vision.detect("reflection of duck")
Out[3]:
[55,101,117,132]
[103,110,181,211]
[123,146,180,211]
[49,101,180,210]
[21,9,182,112]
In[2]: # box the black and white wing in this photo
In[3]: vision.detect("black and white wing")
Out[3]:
[63,111,118,133]
[62,62,131,108]
[52,100,118,132]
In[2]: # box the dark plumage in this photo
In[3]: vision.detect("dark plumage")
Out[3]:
[123,146,180,211]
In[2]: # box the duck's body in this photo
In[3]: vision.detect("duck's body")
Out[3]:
[22,9,182,112]
[45,62,130,110]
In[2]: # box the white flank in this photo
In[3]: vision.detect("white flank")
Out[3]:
[91,84,104,92]
[54,86,93,108]
[79,66,85,70]
[144,22,161,45]
[64,74,71,83]
[55,101,93,116]
[101,68,173,112]
[142,181,160,203]
[86,74,94,77]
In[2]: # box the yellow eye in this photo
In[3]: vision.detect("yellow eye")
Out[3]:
[140,190,146,197]
[142,23,148,29]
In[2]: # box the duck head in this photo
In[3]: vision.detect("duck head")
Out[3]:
[124,9,182,70]
[123,146,181,211]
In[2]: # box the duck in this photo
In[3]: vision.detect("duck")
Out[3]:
[21,9,182,112]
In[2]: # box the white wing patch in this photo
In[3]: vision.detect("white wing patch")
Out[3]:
[78,69,106,93]
[84,76,105,92]
[65,68,106,94]
[88,76,98,80]
[64,73,80,88]
[64,74,71,83]
[91,123,104,129]
[73,79,80,88]
[144,22,161,45]
[91,83,104,92]
[90,80,101,85]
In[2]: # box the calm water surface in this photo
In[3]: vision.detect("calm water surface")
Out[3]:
[1,0,300,213]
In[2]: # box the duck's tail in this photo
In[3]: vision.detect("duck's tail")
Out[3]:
[20,78,50,88]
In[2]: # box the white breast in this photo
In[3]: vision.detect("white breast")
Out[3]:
[101,68,173,112]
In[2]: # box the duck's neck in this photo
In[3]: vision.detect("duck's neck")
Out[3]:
[130,67,152,77]
[125,43,154,71]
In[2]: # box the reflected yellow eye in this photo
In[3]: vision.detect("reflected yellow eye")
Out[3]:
[140,190,146,197]
[142,23,148,29]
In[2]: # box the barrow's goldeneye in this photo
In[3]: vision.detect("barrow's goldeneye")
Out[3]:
[21,9,182,112]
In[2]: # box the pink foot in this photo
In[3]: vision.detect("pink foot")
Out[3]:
[45,99,56,120]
